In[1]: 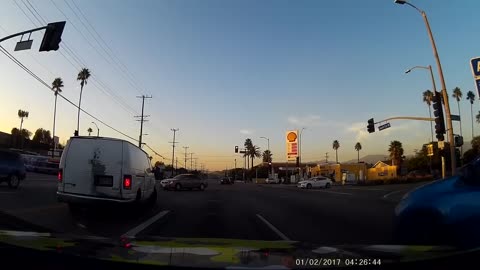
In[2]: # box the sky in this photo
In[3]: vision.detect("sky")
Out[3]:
[1,0,480,170]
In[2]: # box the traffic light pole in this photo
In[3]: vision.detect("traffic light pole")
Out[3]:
[0,26,47,43]
[375,116,434,123]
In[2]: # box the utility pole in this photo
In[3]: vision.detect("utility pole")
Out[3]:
[183,146,189,170]
[234,158,237,180]
[194,158,198,171]
[175,157,178,171]
[135,95,152,148]
[190,153,194,171]
[169,128,179,176]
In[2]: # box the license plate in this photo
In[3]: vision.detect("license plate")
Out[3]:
[95,175,113,187]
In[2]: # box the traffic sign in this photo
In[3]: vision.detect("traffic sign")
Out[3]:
[378,123,391,131]
[427,144,434,156]
[438,141,445,149]
[451,115,461,121]
[476,79,480,98]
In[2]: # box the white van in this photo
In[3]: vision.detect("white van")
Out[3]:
[57,136,157,208]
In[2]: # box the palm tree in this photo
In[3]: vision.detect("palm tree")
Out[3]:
[476,111,480,124]
[18,109,29,131]
[87,127,93,136]
[332,140,340,163]
[262,150,272,163]
[244,138,253,170]
[76,68,91,135]
[452,87,463,136]
[249,145,261,169]
[423,90,434,142]
[388,140,404,166]
[354,142,362,163]
[467,91,476,139]
[51,77,63,155]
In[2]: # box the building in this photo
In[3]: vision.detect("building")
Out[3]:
[366,161,397,181]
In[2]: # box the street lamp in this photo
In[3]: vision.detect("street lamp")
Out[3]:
[395,0,457,174]
[260,136,272,177]
[299,128,306,164]
[91,121,99,137]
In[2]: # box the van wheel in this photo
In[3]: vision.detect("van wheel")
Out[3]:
[199,184,205,191]
[175,183,182,191]
[8,174,20,189]
[325,183,331,189]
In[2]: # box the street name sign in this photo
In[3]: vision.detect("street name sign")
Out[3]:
[451,115,461,121]
[378,123,391,131]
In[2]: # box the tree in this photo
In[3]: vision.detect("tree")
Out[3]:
[466,90,476,139]
[332,140,340,164]
[262,150,272,163]
[463,148,477,164]
[18,109,29,131]
[388,140,404,166]
[249,145,261,169]
[452,87,463,137]
[154,161,165,167]
[76,68,91,135]
[51,77,63,154]
[423,90,434,142]
[11,127,31,139]
[87,127,93,136]
[471,136,480,154]
[32,128,52,145]
[244,138,253,170]
[354,142,362,163]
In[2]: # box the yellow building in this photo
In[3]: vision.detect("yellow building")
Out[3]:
[366,161,397,181]
[310,162,367,182]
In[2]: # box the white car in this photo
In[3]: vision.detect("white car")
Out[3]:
[297,176,332,189]
[57,136,157,210]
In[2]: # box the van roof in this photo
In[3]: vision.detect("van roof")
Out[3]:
[69,136,150,157]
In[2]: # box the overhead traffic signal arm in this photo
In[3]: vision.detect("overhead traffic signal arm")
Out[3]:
[0,21,66,52]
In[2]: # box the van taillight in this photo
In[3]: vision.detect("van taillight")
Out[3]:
[58,169,63,182]
[123,175,132,189]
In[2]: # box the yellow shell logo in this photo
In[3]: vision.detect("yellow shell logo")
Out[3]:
[287,132,297,142]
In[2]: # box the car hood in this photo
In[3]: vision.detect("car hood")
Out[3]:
[404,176,459,200]
[0,229,466,269]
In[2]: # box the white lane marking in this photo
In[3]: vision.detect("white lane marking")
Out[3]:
[256,214,290,241]
[382,189,408,199]
[122,210,170,238]
[340,187,386,191]
[77,223,87,229]
[309,190,353,195]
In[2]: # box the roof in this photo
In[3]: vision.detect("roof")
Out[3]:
[372,161,391,168]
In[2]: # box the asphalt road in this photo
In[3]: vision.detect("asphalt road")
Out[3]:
[0,173,427,246]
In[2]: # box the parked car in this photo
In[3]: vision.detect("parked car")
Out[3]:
[297,176,332,189]
[406,170,433,180]
[162,174,208,191]
[220,177,234,184]
[0,149,26,189]
[56,137,157,210]
[394,157,480,248]
[265,178,280,184]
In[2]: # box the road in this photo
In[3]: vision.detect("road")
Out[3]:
[0,173,427,245]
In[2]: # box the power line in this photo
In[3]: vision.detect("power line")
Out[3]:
[0,45,138,143]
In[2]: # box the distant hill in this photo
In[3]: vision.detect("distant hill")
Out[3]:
[341,155,390,164]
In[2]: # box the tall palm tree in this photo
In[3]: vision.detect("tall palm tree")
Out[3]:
[51,77,63,156]
[76,68,91,135]
[249,145,261,169]
[388,140,404,166]
[87,127,93,136]
[423,90,434,142]
[467,91,476,139]
[452,87,463,136]
[18,109,29,131]
[244,138,253,170]
[476,111,480,124]
[354,142,362,163]
[332,140,340,164]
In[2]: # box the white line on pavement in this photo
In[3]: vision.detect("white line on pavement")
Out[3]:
[122,210,170,238]
[340,187,386,191]
[309,190,353,195]
[382,189,408,199]
[256,214,290,241]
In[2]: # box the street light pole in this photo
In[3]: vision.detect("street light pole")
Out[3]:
[299,128,306,164]
[260,136,272,177]
[91,121,99,137]
[395,0,456,175]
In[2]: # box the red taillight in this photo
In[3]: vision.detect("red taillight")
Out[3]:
[58,169,63,182]
[123,175,132,189]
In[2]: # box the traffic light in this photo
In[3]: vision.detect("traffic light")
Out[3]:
[367,118,375,133]
[235,146,238,153]
[39,21,66,52]
[454,135,464,147]
[74,130,78,136]
[296,157,299,167]
[432,91,445,141]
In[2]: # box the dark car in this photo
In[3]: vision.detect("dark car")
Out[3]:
[162,174,208,191]
[406,170,433,180]
[394,156,480,248]
[0,150,26,189]
[220,177,234,184]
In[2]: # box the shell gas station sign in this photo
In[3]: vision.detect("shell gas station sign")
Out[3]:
[285,130,298,161]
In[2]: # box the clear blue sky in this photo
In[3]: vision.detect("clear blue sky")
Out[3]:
[1,0,479,170]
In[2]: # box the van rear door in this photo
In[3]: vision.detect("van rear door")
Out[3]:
[60,138,123,198]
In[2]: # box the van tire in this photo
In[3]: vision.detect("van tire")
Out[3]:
[8,174,20,189]
[175,183,182,191]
